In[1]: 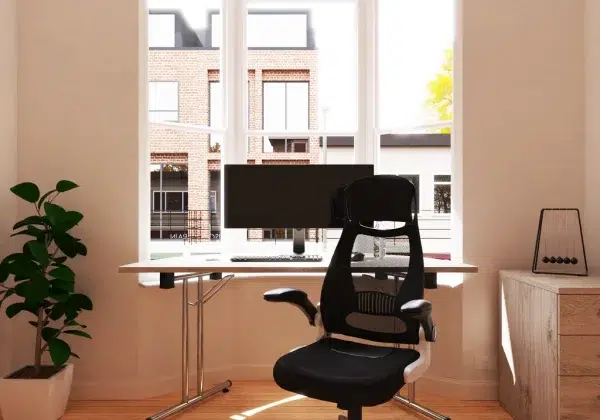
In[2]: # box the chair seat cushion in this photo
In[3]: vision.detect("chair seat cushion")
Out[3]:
[273,337,420,407]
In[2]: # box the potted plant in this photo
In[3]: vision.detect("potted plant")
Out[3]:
[0,180,92,420]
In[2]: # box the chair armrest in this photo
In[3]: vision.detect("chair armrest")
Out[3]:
[400,299,436,342]
[264,288,318,326]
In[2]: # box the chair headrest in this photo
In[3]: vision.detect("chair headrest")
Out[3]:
[345,175,415,223]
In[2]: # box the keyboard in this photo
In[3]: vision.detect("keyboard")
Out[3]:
[231,254,323,262]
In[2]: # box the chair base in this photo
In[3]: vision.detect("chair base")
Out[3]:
[393,395,450,420]
[338,407,361,420]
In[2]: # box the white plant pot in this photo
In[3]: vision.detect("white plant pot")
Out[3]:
[0,363,74,420]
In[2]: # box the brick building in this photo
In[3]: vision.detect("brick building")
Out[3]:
[148,8,453,254]
[149,9,320,241]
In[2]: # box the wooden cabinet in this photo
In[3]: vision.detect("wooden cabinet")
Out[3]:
[499,270,600,420]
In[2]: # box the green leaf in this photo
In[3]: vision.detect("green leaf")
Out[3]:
[10,182,40,203]
[49,266,75,282]
[49,303,65,320]
[42,327,60,342]
[0,261,9,283]
[8,256,40,278]
[48,338,71,366]
[54,233,78,258]
[64,330,92,339]
[6,302,25,318]
[65,319,87,328]
[15,277,49,303]
[37,189,57,208]
[52,257,68,265]
[51,279,74,293]
[58,211,84,231]
[56,180,78,193]
[67,293,93,311]
[11,225,46,242]
[26,241,49,266]
[29,320,50,328]
[44,202,67,226]
[74,242,87,256]
[13,215,47,230]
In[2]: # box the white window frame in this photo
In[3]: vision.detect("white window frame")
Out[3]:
[144,0,454,256]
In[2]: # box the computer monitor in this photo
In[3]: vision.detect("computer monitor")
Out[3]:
[224,164,374,254]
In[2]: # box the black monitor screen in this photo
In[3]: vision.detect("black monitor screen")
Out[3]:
[224,164,374,229]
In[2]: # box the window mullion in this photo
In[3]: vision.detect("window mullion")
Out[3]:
[356,0,378,168]
[222,0,247,251]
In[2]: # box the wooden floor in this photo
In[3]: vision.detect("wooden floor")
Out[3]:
[58,381,512,420]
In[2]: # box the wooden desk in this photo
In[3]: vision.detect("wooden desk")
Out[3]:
[119,255,477,420]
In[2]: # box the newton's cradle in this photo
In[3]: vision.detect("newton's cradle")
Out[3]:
[532,208,588,276]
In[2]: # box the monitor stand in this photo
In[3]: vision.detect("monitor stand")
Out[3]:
[293,228,305,255]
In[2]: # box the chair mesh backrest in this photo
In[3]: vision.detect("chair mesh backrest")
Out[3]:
[321,175,424,345]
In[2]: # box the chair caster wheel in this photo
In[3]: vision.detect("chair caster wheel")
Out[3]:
[222,388,230,393]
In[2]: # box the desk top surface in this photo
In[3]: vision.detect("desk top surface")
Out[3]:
[119,254,478,274]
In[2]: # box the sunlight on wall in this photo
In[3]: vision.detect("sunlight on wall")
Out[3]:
[500,283,516,384]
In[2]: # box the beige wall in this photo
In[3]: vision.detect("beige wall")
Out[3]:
[16,0,143,393]
[5,0,589,401]
[460,0,584,398]
[0,0,18,378]
[585,0,600,270]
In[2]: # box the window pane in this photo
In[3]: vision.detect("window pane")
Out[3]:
[263,82,286,131]
[156,82,178,110]
[248,2,357,131]
[149,14,175,48]
[153,191,162,212]
[148,0,222,252]
[434,174,451,183]
[248,14,307,47]
[286,82,309,131]
[378,0,454,131]
[165,192,183,212]
[434,184,451,214]
[209,81,223,152]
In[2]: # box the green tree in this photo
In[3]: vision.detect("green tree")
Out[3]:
[425,48,453,134]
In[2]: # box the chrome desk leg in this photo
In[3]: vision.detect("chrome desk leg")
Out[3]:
[147,273,233,420]
[394,382,450,420]
[394,344,450,420]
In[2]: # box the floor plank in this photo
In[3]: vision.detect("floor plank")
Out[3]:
[57,381,512,419]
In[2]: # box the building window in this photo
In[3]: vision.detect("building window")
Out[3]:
[263,138,308,153]
[153,192,188,213]
[211,13,308,48]
[148,14,176,48]
[209,81,222,152]
[398,175,420,213]
[149,82,178,122]
[434,175,451,214]
[263,82,309,152]
[209,191,217,213]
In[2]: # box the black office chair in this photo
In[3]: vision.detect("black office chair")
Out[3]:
[264,175,444,420]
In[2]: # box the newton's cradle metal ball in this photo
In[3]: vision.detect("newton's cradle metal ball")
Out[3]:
[542,256,578,265]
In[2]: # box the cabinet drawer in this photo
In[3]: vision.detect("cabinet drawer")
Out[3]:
[560,336,600,375]
[560,376,600,419]
[559,295,600,335]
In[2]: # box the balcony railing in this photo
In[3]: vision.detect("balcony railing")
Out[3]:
[151,210,220,242]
